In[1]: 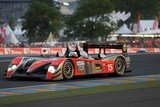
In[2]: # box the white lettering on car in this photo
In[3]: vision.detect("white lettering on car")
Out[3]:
[108,64,113,71]
[77,61,85,71]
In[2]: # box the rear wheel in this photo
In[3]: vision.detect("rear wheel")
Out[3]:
[62,60,74,80]
[114,57,126,76]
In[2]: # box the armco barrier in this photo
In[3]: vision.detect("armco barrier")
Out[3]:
[0,48,159,55]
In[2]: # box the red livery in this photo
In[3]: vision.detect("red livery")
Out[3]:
[5,43,132,80]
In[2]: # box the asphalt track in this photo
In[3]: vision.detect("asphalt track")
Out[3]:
[0,54,160,107]
[0,54,160,89]
[2,87,160,107]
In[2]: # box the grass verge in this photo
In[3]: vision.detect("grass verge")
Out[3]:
[0,80,160,105]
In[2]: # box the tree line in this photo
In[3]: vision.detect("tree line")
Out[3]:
[22,0,160,42]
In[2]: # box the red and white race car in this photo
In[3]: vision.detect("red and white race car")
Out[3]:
[5,43,132,80]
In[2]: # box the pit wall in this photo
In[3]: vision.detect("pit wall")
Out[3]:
[0,48,160,55]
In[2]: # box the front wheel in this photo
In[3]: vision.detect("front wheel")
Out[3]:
[62,60,74,80]
[114,57,126,76]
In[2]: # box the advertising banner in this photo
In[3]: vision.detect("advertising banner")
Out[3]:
[50,48,63,54]
[28,48,42,54]
[10,48,24,54]
[0,48,159,55]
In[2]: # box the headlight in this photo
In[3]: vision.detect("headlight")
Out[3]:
[48,66,56,73]
[7,68,12,71]
[7,65,17,71]
[11,65,17,70]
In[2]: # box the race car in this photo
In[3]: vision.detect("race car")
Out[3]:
[5,43,132,80]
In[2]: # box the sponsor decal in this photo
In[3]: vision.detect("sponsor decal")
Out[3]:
[77,61,85,71]
[95,63,102,70]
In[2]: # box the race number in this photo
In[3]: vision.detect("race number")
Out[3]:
[108,64,113,71]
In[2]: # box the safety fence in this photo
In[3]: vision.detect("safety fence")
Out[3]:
[0,48,160,55]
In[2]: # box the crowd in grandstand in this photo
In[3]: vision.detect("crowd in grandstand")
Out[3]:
[0,37,160,48]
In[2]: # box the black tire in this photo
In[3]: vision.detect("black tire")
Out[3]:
[114,57,126,76]
[3,70,7,79]
[62,60,74,80]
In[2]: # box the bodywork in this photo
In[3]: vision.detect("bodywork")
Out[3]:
[6,55,131,80]
[6,44,132,80]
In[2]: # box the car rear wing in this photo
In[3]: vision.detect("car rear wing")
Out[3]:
[83,43,127,55]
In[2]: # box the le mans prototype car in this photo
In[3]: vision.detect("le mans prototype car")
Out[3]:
[5,43,132,80]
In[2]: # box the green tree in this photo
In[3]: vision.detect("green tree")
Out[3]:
[22,0,62,43]
[110,0,160,26]
[66,0,116,42]
[37,0,53,7]
[9,16,14,30]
